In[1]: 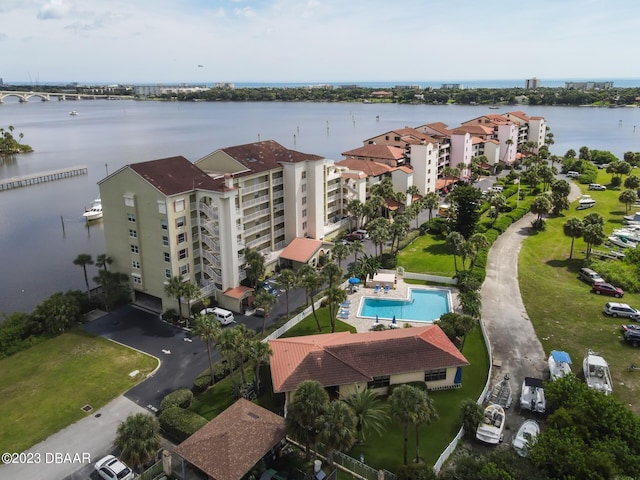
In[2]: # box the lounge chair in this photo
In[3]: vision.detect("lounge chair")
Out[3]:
[374,284,380,294]
[340,301,351,307]
[384,285,390,294]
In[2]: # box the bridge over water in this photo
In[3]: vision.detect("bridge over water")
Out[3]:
[0,91,130,103]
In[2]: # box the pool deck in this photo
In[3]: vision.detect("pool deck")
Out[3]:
[338,278,459,332]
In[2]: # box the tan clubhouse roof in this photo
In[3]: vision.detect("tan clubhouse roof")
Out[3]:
[269,325,469,393]
[280,237,326,263]
[174,399,286,480]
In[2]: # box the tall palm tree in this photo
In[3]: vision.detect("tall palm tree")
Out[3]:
[95,253,113,272]
[181,281,201,327]
[322,261,342,290]
[232,324,255,385]
[114,413,160,473]
[218,327,241,394]
[244,247,265,290]
[276,268,297,320]
[350,240,365,266]
[446,232,465,272]
[389,384,421,465]
[73,253,93,294]
[368,217,391,257]
[299,265,323,332]
[286,380,329,459]
[331,243,349,271]
[424,192,439,221]
[164,275,185,319]
[318,400,357,466]
[248,339,272,394]
[413,389,438,464]
[563,217,584,260]
[254,288,276,335]
[192,314,221,386]
[326,286,347,333]
[342,387,389,444]
[390,214,409,253]
[346,198,365,230]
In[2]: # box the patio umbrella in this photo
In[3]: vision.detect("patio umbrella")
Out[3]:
[375,315,379,324]
[392,315,397,325]
[348,277,360,285]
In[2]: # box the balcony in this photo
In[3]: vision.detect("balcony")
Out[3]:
[271,176,284,186]
[244,221,271,236]
[242,194,270,209]
[246,236,271,249]
[243,208,271,223]
[241,180,270,195]
[272,189,284,200]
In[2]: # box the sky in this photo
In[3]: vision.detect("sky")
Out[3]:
[1,0,640,85]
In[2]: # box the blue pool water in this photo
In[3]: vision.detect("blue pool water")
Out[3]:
[359,289,450,322]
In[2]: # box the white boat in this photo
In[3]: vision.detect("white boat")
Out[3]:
[548,350,572,380]
[577,195,596,209]
[612,226,640,243]
[623,212,640,223]
[583,350,613,395]
[607,235,637,249]
[520,377,546,413]
[485,373,513,408]
[83,199,103,221]
[512,419,540,457]
[476,404,505,444]
[69,110,78,116]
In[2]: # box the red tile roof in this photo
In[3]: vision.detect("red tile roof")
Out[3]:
[335,158,393,177]
[269,325,469,393]
[126,156,221,195]
[220,140,323,176]
[174,399,286,480]
[224,286,254,299]
[342,144,406,161]
[279,237,325,263]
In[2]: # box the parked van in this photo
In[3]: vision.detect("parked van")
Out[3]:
[579,267,603,285]
[213,308,235,325]
[589,183,606,191]
[489,185,504,193]
[567,171,580,178]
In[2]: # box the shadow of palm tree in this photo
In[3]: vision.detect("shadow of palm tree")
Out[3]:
[423,243,451,255]
[546,258,583,273]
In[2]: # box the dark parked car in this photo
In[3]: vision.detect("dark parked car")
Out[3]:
[591,282,624,298]
[623,329,640,347]
[621,324,640,333]
[345,231,365,241]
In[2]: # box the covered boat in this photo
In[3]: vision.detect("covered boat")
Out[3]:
[485,373,512,408]
[577,195,596,209]
[548,350,572,380]
[520,377,546,413]
[512,419,540,457]
[83,198,103,221]
[583,350,613,395]
[476,404,505,444]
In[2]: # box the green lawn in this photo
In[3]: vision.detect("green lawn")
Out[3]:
[397,233,457,276]
[0,329,158,454]
[519,171,640,412]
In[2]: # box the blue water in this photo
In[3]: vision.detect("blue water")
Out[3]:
[359,289,450,322]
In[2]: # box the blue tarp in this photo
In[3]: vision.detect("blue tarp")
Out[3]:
[551,350,572,364]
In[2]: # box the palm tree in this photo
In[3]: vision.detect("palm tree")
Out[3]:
[95,253,113,272]
[368,217,391,257]
[192,314,221,386]
[342,387,389,444]
[164,275,186,320]
[563,217,584,259]
[390,213,409,253]
[299,265,323,332]
[413,389,438,463]
[486,192,507,225]
[276,268,297,320]
[424,192,439,221]
[114,413,160,473]
[318,401,357,466]
[364,194,386,222]
[530,193,552,223]
[331,243,350,270]
[254,288,277,335]
[231,324,255,385]
[218,327,241,394]
[286,380,329,459]
[322,261,343,290]
[248,338,271,394]
[346,198,365,230]
[582,222,605,259]
[446,232,465,272]
[459,399,484,439]
[619,189,638,214]
[326,286,347,333]
[73,253,93,294]
[244,247,265,290]
[350,240,365,266]
[389,384,421,465]
[468,233,489,269]
[181,281,201,327]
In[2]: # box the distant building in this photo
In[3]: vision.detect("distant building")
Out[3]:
[565,81,613,90]
[441,83,463,90]
[213,82,235,89]
[395,85,421,90]
[525,78,540,89]
[338,84,360,89]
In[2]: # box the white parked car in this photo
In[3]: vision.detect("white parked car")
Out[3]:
[95,455,134,480]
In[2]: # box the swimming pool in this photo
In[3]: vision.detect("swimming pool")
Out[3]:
[359,288,451,322]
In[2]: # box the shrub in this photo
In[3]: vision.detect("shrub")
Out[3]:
[421,217,450,235]
[160,388,193,410]
[492,216,514,234]
[611,176,622,188]
[531,218,547,231]
[159,407,208,443]
[192,374,213,393]
[380,253,397,269]
[162,309,178,322]
[590,260,640,292]
[397,463,438,480]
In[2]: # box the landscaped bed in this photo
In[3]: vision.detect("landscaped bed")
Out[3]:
[0,329,158,454]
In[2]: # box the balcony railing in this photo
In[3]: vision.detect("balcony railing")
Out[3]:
[246,236,271,249]
[202,220,219,236]
[241,195,270,209]
[201,234,220,253]
[243,208,271,223]
[271,176,284,186]
[244,221,271,236]
[199,202,219,221]
[202,249,221,268]
[272,190,284,200]
[241,180,270,195]
[200,282,218,298]
[203,264,222,284]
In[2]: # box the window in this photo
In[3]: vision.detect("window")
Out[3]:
[132,273,142,285]
[302,209,307,218]
[162,236,169,247]
[161,219,168,230]
[124,195,135,207]
[129,229,137,238]
[132,260,140,269]
[127,213,136,223]
[302,197,307,205]
[165,268,171,279]
[301,171,307,180]
[179,264,189,276]
[177,232,187,244]
[176,216,186,228]
[164,252,170,262]
[130,245,139,254]
[174,198,185,212]
[302,221,307,230]
[394,136,400,141]
[301,184,307,192]
[385,135,389,141]
[179,248,188,260]
[158,201,167,214]
[367,376,390,389]
[424,369,447,382]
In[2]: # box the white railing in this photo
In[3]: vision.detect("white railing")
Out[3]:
[241,194,270,208]
[244,221,271,236]
[199,282,218,298]
[203,264,222,284]
[243,208,271,223]
[241,180,270,195]
[239,270,247,281]
[202,220,219,236]
[246,236,270,249]
[273,228,285,238]
[201,234,220,253]
[202,249,221,268]
[402,271,457,285]
[199,202,219,220]
[272,176,284,186]
[273,189,284,199]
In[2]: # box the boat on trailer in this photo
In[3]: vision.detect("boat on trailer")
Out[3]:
[548,350,572,380]
[520,377,546,413]
[512,419,540,457]
[476,403,505,444]
[583,350,613,395]
[485,373,512,408]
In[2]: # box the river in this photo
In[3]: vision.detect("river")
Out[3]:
[0,98,639,315]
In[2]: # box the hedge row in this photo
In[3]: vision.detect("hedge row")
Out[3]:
[192,359,239,393]
[158,406,208,443]
[160,388,193,411]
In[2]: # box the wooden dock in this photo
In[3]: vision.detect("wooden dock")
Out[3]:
[0,165,88,191]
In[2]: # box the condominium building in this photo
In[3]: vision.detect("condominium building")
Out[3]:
[98,140,360,314]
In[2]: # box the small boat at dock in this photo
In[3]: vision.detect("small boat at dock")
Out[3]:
[83,198,103,221]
